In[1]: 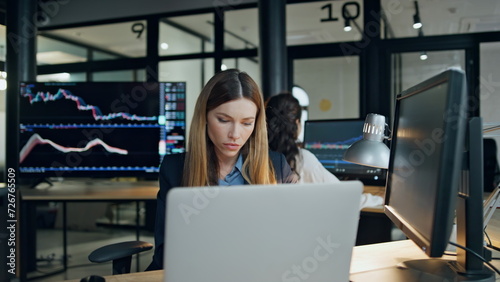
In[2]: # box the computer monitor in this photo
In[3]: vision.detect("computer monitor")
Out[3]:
[303,119,387,186]
[18,81,186,181]
[383,69,494,280]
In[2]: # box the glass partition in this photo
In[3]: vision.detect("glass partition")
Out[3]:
[92,70,146,81]
[390,49,465,123]
[37,72,86,82]
[0,25,5,62]
[391,50,465,95]
[294,56,360,120]
[222,57,260,89]
[92,50,120,61]
[37,36,87,65]
[480,42,500,163]
[224,8,259,50]
[381,0,500,39]
[39,20,147,60]
[287,0,363,45]
[160,14,214,56]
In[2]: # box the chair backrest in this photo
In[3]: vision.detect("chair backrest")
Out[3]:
[484,138,500,192]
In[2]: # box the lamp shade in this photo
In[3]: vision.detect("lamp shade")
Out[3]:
[343,113,390,169]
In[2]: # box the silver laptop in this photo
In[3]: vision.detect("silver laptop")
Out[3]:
[164,181,363,282]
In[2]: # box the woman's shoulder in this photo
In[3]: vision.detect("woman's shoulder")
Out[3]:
[299,148,318,160]
[268,150,283,159]
[268,150,287,166]
[269,150,297,184]
[298,148,326,167]
[161,152,186,161]
[160,153,186,172]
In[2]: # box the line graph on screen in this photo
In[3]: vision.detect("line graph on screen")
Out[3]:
[21,87,158,122]
[18,81,186,178]
[20,133,128,163]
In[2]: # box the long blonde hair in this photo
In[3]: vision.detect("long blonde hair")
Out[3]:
[182,69,276,186]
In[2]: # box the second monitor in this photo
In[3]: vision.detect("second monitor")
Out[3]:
[303,119,387,186]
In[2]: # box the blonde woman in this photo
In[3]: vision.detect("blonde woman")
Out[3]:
[147,69,296,270]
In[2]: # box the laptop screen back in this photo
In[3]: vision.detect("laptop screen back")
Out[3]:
[164,182,363,282]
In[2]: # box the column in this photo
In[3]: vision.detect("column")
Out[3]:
[258,0,288,100]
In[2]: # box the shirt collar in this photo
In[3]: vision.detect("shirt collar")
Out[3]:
[233,154,243,173]
[219,154,245,186]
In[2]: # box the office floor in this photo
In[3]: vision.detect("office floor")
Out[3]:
[27,201,155,282]
[29,228,154,282]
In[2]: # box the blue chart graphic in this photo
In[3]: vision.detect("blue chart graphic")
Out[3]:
[304,135,362,150]
[18,82,186,177]
[22,87,157,122]
[302,119,386,184]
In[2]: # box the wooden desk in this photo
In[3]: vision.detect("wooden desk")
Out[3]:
[19,180,159,281]
[20,180,159,201]
[61,240,500,281]
[361,185,385,213]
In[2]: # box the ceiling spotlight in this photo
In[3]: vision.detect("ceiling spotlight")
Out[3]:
[344,19,352,32]
[413,16,422,29]
[420,51,428,60]
[413,1,422,29]
[160,42,169,50]
[220,64,228,71]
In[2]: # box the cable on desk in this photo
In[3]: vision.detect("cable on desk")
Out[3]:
[484,229,493,246]
[449,241,500,275]
[483,229,500,253]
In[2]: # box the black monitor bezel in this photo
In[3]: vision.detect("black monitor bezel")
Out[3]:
[17,81,186,180]
[384,69,467,257]
[303,118,387,186]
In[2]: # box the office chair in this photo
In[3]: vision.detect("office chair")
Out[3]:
[88,240,153,274]
[484,138,500,192]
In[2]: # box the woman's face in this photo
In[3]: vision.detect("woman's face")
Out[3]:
[207,98,257,163]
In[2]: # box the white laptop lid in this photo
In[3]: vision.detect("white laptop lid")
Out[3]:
[164,181,363,282]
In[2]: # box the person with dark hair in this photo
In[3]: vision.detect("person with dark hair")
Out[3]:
[265,93,383,208]
[146,69,297,271]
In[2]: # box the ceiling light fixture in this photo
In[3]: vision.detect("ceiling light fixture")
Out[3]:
[344,19,352,32]
[413,1,422,29]
[420,51,428,60]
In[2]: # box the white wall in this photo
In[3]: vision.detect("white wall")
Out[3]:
[294,56,360,120]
